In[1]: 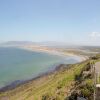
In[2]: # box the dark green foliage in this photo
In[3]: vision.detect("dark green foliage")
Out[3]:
[42,93,61,100]
[68,61,94,100]
[68,92,78,100]
[42,93,53,100]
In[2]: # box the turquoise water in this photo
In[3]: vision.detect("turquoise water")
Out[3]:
[0,47,80,88]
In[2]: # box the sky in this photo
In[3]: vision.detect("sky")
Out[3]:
[0,0,100,46]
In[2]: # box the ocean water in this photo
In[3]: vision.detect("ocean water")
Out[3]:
[0,47,81,88]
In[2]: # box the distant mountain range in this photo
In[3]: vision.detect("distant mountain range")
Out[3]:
[0,41,35,46]
[0,41,81,48]
[1,41,100,50]
[0,41,70,45]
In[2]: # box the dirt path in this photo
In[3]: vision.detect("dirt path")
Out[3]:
[95,62,100,73]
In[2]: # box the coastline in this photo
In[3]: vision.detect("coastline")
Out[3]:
[17,45,88,62]
[0,46,88,93]
[0,59,91,99]
[0,64,67,92]
[0,45,88,61]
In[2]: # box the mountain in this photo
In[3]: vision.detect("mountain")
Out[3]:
[0,41,82,49]
[0,41,36,46]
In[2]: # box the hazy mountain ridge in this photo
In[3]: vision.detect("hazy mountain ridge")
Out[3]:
[0,41,100,50]
[0,41,81,48]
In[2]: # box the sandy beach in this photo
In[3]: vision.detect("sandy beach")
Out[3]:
[0,45,88,92]
[18,45,88,62]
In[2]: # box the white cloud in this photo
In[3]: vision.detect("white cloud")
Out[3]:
[90,32,100,38]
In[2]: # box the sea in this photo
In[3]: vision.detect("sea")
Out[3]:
[0,47,81,88]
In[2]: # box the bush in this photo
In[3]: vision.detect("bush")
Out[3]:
[81,88,91,97]
[42,93,61,100]
[68,91,78,100]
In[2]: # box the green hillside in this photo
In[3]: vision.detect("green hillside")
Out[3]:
[0,55,100,100]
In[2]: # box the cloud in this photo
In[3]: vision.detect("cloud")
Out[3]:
[90,32,100,38]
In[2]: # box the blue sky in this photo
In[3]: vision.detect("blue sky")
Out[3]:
[0,0,100,45]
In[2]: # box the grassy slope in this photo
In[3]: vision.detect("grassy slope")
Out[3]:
[0,60,91,100]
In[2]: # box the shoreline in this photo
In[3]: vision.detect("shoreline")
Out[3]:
[0,46,88,93]
[0,45,88,61]
[0,63,69,92]
[17,45,88,62]
[0,61,87,93]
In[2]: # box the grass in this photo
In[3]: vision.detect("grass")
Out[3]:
[0,60,90,100]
